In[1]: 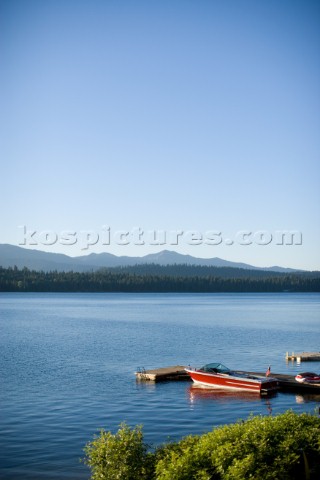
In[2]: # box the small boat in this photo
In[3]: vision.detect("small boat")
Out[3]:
[295,372,320,384]
[185,363,279,394]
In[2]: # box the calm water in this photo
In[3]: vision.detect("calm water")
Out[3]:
[1,293,320,479]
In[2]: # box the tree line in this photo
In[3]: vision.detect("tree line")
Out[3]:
[0,265,319,292]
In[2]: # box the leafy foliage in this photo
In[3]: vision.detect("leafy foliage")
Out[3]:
[83,423,152,480]
[84,412,320,480]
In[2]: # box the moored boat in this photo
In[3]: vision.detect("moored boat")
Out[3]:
[295,372,320,384]
[185,363,279,394]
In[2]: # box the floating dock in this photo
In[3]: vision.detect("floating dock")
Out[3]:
[135,365,189,382]
[135,366,320,393]
[286,352,320,362]
[246,372,320,394]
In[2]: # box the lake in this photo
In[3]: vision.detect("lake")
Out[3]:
[1,292,320,479]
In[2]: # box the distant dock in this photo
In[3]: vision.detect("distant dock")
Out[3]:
[286,352,320,362]
[135,365,320,393]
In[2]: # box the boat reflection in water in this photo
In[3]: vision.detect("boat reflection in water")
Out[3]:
[187,385,275,414]
[188,384,277,402]
[295,393,320,404]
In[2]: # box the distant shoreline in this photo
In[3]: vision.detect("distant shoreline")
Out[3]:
[1,266,319,293]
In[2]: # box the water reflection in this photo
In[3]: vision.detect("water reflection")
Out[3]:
[187,385,276,405]
[135,381,157,392]
[295,394,320,404]
[187,385,276,415]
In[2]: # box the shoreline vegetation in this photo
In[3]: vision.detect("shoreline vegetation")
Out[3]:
[0,265,319,292]
[84,411,320,480]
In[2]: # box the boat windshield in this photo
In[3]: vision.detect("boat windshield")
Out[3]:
[200,363,231,374]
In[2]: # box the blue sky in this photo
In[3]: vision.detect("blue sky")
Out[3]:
[1,0,319,269]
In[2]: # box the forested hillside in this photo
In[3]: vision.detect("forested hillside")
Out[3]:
[0,265,319,292]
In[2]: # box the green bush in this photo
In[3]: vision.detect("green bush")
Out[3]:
[84,411,320,480]
[83,423,152,480]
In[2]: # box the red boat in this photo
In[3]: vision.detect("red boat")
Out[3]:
[185,363,279,394]
[295,372,320,384]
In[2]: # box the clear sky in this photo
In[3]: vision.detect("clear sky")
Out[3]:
[1,0,319,270]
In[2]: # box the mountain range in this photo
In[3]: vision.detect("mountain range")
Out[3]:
[0,244,301,273]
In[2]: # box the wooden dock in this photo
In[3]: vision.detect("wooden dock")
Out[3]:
[135,365,189,382]
[286,352,320,362]
[247,372,320,393]
[135,366,320,393]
